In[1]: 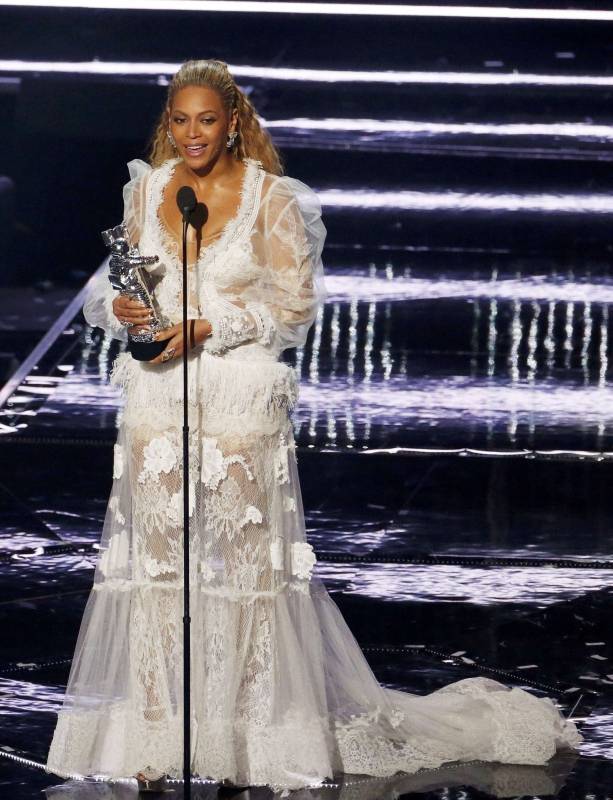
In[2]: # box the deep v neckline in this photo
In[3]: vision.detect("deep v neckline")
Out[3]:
[152,156,258,268]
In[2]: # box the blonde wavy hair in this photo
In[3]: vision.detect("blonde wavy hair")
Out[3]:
[148,59,283,176]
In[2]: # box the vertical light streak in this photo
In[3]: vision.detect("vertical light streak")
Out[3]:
[330,302,341,379]
[307,393,319,444]
[544,300,556,375]
[381,261,395,384]
[309,305,324,386]
[507,405,519,443]
[527,302,538,443]
[309,306,324,445]
[508,298,522,384]
[470,298,481,377]
[347,298,359,385]
[345,299,359,447]
[293,344,306,439]
[363,299,377,443]
[364,300,376,385]
[80,326,96,378]
[381,300,393,382]
[526,301,540,382]
[487,298,498,378]
[599,305,609,388]
[563,302,575,370]
[328,302,341,446]
[363,263,377,385]
[326,403,337,446]
[487,266,499,379]
[598,304,609,447]
[399,264,410,378]
[581,301,593,386]
[100,332,113,382]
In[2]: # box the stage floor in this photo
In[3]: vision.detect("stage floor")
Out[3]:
[1,279,613,797]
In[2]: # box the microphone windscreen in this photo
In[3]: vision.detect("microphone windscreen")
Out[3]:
[176,186,197,213]
[190,202,208,231]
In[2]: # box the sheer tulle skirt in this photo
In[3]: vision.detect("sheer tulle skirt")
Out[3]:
[45,350,583,791]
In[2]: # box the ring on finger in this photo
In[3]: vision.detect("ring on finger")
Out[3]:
[161,347,176,362]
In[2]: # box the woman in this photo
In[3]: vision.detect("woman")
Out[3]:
[45,59,582,793]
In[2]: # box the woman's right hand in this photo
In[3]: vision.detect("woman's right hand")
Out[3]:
[112,294,153,334]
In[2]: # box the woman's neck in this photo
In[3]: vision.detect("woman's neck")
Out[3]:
[177,153,242,193]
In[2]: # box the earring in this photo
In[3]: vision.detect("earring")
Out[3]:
[226,131,237,149]
[167,128,177,150]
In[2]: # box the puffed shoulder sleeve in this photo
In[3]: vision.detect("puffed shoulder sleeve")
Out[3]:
[203,173,328,354]
[258,175,327,351]
[82,159,152,341]
[122,158,151,247]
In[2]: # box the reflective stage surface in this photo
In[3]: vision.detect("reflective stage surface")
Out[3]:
[6,254,613,455]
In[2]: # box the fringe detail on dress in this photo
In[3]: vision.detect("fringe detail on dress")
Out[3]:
[109,350,298,431]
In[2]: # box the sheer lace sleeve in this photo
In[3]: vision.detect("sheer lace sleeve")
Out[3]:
[203,174,327,355]
[82,159,152,341]
[122,158,150,248]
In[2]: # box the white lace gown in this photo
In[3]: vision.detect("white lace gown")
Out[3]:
[45,156,582,791]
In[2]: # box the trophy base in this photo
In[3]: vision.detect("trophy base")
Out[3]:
[128,337,172,362]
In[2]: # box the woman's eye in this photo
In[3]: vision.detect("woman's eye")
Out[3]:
[172,117,215,124]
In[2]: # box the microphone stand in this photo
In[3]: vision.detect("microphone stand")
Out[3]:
[181,213,192,800]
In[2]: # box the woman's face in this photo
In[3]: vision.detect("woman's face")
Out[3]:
[168,85,236,169]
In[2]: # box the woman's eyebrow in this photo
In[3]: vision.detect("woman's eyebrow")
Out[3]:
[172,109,218,115]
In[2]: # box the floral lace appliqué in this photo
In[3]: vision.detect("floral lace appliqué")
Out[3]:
[389,708,405,728]
[204,476,245,543]
[291,542,316,581]
[274,434,290,485]
[138,435,177,484]
[144,555,176,578]
[241,505,263,527]
[201,437,255,490]
[201,438,226,489]
[167,486,196,525]
[109,495,126,525]
[113,444,124,480]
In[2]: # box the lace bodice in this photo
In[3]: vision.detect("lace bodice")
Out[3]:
[83,156,328,359]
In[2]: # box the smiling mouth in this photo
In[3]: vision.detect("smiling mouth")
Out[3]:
[185,144,207,156]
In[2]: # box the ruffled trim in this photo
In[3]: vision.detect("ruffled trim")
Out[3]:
[46,701,335,791]
[146,157,264,271]
[109,349,298,432]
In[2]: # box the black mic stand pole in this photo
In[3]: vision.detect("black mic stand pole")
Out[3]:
[181,214,192,800]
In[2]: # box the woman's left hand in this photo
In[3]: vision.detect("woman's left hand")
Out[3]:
[149,319,212,365]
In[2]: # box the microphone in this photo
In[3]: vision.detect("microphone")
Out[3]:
[176,186,197,223]
[189,202,208,232]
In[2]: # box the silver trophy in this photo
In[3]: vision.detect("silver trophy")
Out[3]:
[101,222,171,361]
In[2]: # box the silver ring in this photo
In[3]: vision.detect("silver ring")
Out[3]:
[120,319,134,328]
[162,347,176,362]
